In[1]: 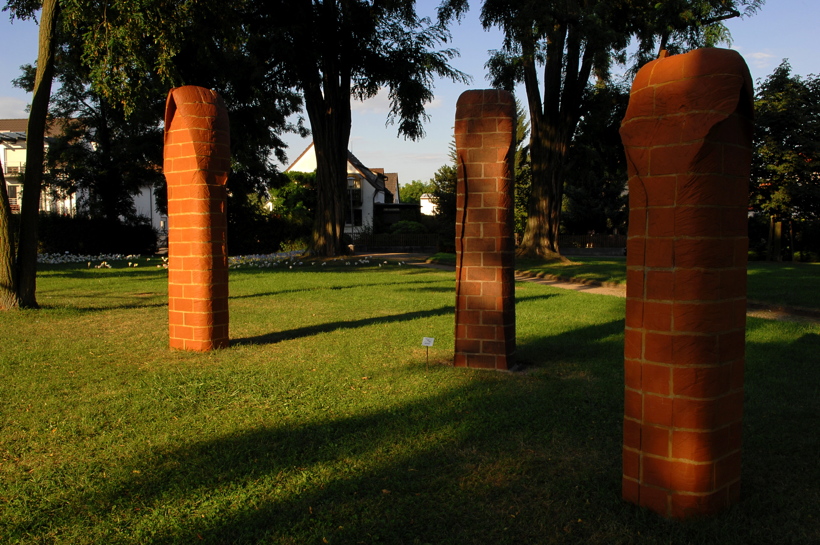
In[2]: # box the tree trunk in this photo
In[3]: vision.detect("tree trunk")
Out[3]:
[310,132,348,256]
[0,165,19,309]
[299,0,352,258]
[514,24,589,263]
[518,144,562,259]
[16,0,60,308]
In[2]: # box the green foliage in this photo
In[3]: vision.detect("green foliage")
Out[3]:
[562,82,629,235]
[389,220,427,234]
[268,171,317,244]
[227,192,301,256]
[513,99,531,237]
[36,214,157,255]
[429,162,458,251]
[751,60,820,223]
[27,68,164,222]
[398,180,433,205]
[440,0,763,258]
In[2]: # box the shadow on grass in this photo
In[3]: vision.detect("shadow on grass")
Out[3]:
[38,327,627,544]
[9,293,820,543]
[230,279,448,300]
[22,318,819,544]
[233,306,457,346]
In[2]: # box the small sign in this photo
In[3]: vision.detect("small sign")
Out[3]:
[422,337,435,347]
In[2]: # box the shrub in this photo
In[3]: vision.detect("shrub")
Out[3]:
[389,220,427,234]
[37,214,157,255]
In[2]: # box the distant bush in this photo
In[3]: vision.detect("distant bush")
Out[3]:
[37,214,157,255]
[793,250,820,263]
[389,220,427,234]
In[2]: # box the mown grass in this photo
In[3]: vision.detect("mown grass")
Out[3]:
[430,253,820,310]
[1,260,818,544]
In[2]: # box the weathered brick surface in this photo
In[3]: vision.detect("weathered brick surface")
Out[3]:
[454,90,516,370]
[620,49,753,518]
[164,86,230,351]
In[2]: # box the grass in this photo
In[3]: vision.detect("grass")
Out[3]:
[430,253,820,310]
[1,258,818,544]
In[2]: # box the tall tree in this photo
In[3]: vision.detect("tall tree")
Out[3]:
[399,180,433,205]
[562,81,629,235]
[0,138,17,308]
[58,0,466,257]
[750,60,820,259]
[254,0,468,256]
[440,0,762,259]
[13,55,166,226]
[1,0,60,308]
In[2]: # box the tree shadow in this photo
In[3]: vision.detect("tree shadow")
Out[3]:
[233,305,457,346]
[230,279,444,300]
[30,326,626,544]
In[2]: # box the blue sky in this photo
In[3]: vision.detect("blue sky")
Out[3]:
[1,0,818,186]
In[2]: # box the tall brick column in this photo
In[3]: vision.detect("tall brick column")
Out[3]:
[163,86,230,351]
[619,49,753,518]
[453,89,516,370]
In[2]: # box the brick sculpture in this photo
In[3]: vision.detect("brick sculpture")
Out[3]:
[163,86,231,351]
[619,49,753,518]
[453,89,516,370]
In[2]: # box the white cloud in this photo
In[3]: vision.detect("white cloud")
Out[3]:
[352,88,391,115]
[0,96,28,119]
[351,88,445,115]
[732,46,777,71]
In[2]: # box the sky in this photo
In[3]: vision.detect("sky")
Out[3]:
[1,0,818,188]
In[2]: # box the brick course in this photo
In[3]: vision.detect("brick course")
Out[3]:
[620,49,753,518]
[454,90,516,370]
[164,86,230,351]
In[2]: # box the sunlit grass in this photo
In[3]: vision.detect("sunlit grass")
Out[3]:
[431,253,820,310]
[1,261,818,543]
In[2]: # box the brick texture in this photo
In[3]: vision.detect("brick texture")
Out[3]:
[454,90,516,370]
[619,49,753,518]
[164,86,230,351]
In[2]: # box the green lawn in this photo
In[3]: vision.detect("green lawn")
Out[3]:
[1,259,818,544]
[431,253,820,310]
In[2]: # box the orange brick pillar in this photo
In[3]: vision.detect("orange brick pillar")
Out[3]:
[163,86,231,351]
[453,89,516,370]
[619,48,753,518]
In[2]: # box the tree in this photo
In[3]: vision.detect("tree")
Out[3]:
[562,81,629,235]
[512,99,531,239]
[429,161,458,252]
[399,180,433,205]
[1,0,60,308]
[440,0,762,259]
[13,56,166,226]
[249,1,468,256]
[54,1,467,258]
[750,60,820,259]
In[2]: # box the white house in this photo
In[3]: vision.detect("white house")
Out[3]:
[0,118,166,232]
[419,193,437,216]
[285,142,398,234]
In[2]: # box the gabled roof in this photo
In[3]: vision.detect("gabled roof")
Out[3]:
[347,150,387,192]
[286,142,395,200]
[0,131,27,143]
[0,118,66,138]
[0,119,28,132]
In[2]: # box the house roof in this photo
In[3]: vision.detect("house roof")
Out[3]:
[0,119,28,132]
[286,142,395,200]
[0,131,27,143]
[0,118,65,138]
[382,172,400,202]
